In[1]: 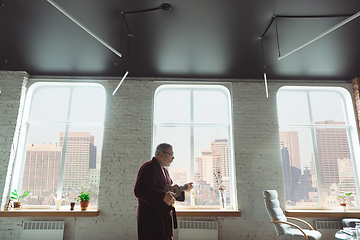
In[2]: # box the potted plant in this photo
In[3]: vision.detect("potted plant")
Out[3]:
[338,192,352,211]
[76,191,91,211]
[10,189,30,210]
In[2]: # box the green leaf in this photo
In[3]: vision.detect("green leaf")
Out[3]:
[76,191,91,202]
[21,190,30,198]
[10,189,30,201]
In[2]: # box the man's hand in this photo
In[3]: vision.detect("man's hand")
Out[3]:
[163,192,176,206]
[184,182,194,192]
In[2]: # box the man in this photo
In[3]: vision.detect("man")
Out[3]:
[134,143,193,240]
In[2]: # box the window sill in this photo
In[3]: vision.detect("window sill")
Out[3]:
[176,210,241,217]
[0,208,99,217]
[286,210,360,218]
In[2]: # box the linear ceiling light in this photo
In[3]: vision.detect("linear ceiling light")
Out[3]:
[112,71,129,95]
[278,10,360,60]
[47,0,122,58]
[263,73,269,98]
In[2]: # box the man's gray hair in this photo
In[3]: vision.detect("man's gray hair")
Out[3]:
[155,143,172,157]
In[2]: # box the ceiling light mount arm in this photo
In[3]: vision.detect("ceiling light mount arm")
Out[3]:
[121,3,171,15]
[260,14,353,39]
[120,3,171,36]
[113,3,171,96]
[260,15,276,39]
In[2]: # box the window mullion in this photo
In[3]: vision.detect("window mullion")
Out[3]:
[56,87,74,199]
[280,125,350,129]
[340,93,360,207]
[155,123,230,128]
[346,127,360,206]
[307,91,323,208]
[189,90,195,207]
[27,121,104,126]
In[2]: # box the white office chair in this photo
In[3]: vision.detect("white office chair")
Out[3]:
[263,190,322,240]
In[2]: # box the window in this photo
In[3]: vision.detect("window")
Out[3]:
[7,82,105,208]
[277,86,360,209]
[153,84,237,210]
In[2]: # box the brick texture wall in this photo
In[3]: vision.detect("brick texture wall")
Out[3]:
[0,71,29,239]
[0,71,355,240]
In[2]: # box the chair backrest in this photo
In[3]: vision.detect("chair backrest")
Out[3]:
[263,190,290,236]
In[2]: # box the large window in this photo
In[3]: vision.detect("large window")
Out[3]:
[7,82,105,208]
[153,84,237,210]
[277,86,360,209]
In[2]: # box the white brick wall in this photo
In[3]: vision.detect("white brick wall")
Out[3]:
[0,72,354,240]
[0,71,29,240]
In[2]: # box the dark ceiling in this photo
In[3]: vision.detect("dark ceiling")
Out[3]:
[1,0,360,81]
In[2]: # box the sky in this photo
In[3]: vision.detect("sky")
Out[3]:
[27,85,105,154]
[153,86,230,174]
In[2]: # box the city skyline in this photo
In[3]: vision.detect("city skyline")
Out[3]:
[21,132,100,206]
[280,121,358,208]
[171,138,230,207]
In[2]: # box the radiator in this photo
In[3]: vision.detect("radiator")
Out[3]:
[315,221,342,240]
[178,221,218,240]
[20,221,65,240]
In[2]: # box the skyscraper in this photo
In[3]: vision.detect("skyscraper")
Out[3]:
[212,139,229,179]
[315,121,350,190]
[195,139,230,201]
[279,131,301,170]
[195,150,214,187]
[22,143,62,198]
[337,158,356,194]
[59,132,97,190]
[281,146,292,201]
[280,131,317,204]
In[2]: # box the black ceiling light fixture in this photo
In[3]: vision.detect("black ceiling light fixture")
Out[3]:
[112,3,172,96]
[46,1,172,59]
[46,0,171,95]
[0,1,5,7]
[261,12,360,61]
[259,11,360,98]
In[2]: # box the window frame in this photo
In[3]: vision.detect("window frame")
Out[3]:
[6,82,106,209]
[152,84,237,211]
[277,86,360,210]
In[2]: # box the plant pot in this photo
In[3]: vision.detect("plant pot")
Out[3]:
[13,201,22,210]
[80,201,89,211]
[340,203,347,212]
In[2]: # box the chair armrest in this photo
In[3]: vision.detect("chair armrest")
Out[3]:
[270,220,309,240]
[287,217,314,230]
